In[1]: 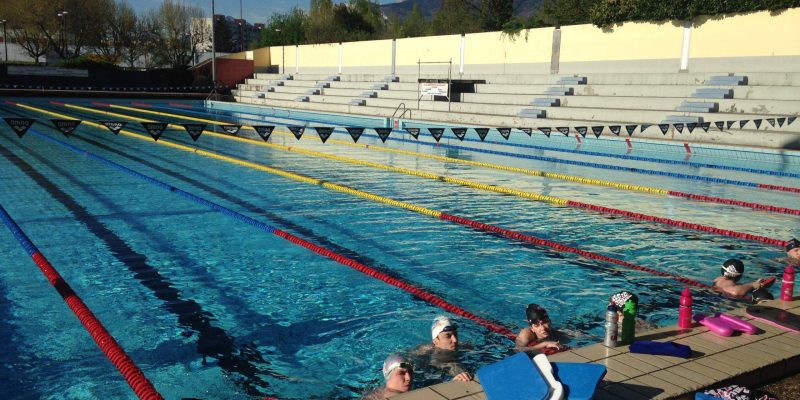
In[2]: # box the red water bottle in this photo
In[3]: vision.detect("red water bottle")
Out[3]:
[678,287,693,328]
[781,265,795,302]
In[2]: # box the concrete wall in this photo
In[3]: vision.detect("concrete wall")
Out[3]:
[259,7,800,75]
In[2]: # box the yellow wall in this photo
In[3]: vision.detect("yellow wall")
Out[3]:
[691,8,800,58]
[560,22,685,62]
[252,48,271,69]
[395,34,462,66]
[297,43,339,68]
[464,29,552,64]
[342,39,393,67]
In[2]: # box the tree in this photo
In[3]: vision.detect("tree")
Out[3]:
[148,0,208,68]
[402,4,429,37]
[305,0,339,44]
[481,0,514,31]
[431,0,481,35]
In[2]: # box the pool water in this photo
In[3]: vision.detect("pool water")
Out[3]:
[0,98,797,399]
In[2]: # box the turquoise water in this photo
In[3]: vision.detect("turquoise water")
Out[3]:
[0,98,798,399]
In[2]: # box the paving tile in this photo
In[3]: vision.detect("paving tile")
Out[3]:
[546,350,590,363]
[394,387,449,400]
[627,351,684,369]
[571,343,622,361]
[692,356,740,378]
[606,353,661,374]
[602,382,652,400]
[680,360,731,381]
[429,381,484,400]
[650,368,706,391]
[597,356,648,379]
[626,375,686,399]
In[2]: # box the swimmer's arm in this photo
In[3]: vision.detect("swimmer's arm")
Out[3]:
[728,279,764,296]
[514,329,532,348]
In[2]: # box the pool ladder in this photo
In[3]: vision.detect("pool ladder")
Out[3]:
[392,102,412,121]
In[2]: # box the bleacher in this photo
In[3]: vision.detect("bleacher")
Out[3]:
[231,71,800,148]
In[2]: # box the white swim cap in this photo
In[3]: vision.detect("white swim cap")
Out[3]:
[382,353,409,380]
[431,315,455,340]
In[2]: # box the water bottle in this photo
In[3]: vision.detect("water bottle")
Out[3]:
[781,265,795,302]
[619,299,637,345]
[604,304,618,347]
[678,287,693,329]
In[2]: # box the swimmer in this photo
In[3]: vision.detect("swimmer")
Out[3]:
[787,238,799,264]
[713,258,771,297]
[412,316,472,382]
[515,304,566,354]
[362,354,413,399]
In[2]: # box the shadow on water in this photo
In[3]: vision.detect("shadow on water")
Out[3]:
[0,281,43,399]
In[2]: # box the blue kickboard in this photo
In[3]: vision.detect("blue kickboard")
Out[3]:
[551,362,607,400]
[477,352,550,400]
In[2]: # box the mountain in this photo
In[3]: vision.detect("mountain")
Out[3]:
[380,0,541,20]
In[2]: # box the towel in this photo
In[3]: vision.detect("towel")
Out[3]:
[629,341,691,358]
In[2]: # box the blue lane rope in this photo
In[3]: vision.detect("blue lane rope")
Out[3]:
[147,102,800,179]
[132,104,776,190]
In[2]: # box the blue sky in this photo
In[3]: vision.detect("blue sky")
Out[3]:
[130,0,401,25]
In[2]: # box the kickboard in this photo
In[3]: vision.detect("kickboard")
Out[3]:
[762,276,777,288]
[551,362,607,400]
[746,305,800,333]
[694,314,734,337]
[476,352,551,400]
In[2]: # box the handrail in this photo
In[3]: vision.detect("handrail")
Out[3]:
[391,102,411,120]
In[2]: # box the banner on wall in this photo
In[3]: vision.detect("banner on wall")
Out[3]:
[313,127,334,143]
[626,125,637,136]
[419,82,448,96]
[347,127,365,142]
[141,122,167,141]
[575,126,588,138]
[452,128,467,141]
[497,128,511,140]
[609,125,621,136]
[428,128,444,142]
[3,117,36,138]
[518,127,532,136]
[557,127,570,136]
[181,123,206,142]
[374,127,392,143]
[220,125,242,135]
[700,122,710,132]
[591,126,604,138]
[474,128,489,141]
[405,127,420,139]
[252,125,274,141]
[51,119,82,137]
[288,126,305,140]
[539,127,551,137]
[753,119,762,129]
[714,121,725,131]
[99,121,127,135]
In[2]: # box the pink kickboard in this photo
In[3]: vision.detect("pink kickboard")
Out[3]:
[716,313,758,334]
[746,306,800,334]
[693,314,734,336]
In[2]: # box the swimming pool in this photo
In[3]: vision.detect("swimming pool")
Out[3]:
[0,98,797,399]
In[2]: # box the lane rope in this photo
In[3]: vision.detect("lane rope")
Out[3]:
[56,102,791,246]
[16,102,730,291]
[0,204,163,400]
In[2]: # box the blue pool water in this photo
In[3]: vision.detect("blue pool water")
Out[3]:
[0,98,798,399]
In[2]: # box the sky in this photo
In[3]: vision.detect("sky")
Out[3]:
[130,0,401,25]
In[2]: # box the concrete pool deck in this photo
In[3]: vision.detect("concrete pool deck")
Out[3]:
[394,298,800,400]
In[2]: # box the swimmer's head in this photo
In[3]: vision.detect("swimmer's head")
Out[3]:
[525,304,550,325]
[430,315,459,351]
[382,354,412,380]
[721,259,745,282]
[610,291,639,309]
[787,238,800,259]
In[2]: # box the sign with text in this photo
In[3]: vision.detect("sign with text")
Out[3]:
[419,82,448,96]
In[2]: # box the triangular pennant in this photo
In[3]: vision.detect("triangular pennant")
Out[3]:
[686,122,697,133]
[181,123,206,142]
[51,119,82,137]
[474,128,489,141]
[374,127,392,143]
[659,124,670,135]
[518,127,532,136]
[140,122,167,141]
[640,124,651,132]
[673,123,684,133]
[753,119,762,129]
[99,120,127,135]
[766,118,775,127]
[220,125,241,135]
[777,118,786,127]
[591,126,604,138]
[609,125,621,136]
[3,117,36,138]
[788,117,796,125]
[714,121,725,131]
[739,120,748,129]
[700,122,710,132]
[288,126,305,140]
[497,128,511,140]
[313,127,334,143]
[252,125,274,141]
[405,127,420,139]
[346,127,364,142]
[557,127,570,136]
[726,120,736,130]
[452,128,467,141]
[625,125,637,136]
[428,128,444,142]
[575,126,588,138]
[538,127,552,138]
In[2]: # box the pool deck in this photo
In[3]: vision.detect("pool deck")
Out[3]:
[394,298,800,400]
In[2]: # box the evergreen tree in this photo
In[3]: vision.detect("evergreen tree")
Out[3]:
[402,4,429,37]
[481,0,514,31]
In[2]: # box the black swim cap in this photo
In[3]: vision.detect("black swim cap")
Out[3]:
[721,258,744,282]
[786,238,799,253]
[526,304,550,324]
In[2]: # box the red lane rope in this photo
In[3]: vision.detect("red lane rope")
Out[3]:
[273,229,518,341]
[0,205,163,400]
[758,183,800,194]
[667,190,800,216]
[566,200,787,247]
[438,213,716,290]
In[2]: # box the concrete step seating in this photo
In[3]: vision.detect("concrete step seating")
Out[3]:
[676,101,719,113]
[315,82,331,89]
[543,87,574,96]
[706,75,748,85]
[325,75,340,81]
[692,88,734,99]
[360,91,377,98]
[517,108,546,118]
[304,89,320,95]
[662,115,704,124]
[349,99,366,106]
[294,96,309,102]
[556,75,587,85]
[530,98,560,107]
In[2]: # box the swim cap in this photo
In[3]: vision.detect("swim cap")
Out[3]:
[525,304,550,324]
[721,259,744,282]
[786,238,799,253]
[431,315,455,340]
[611,291,638,309]
[382,354,411,380]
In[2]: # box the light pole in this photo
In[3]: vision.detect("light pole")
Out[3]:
[0,20,8,63]
[275,28,284,74]
[57,11,68,58]
[211,0,216,89]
